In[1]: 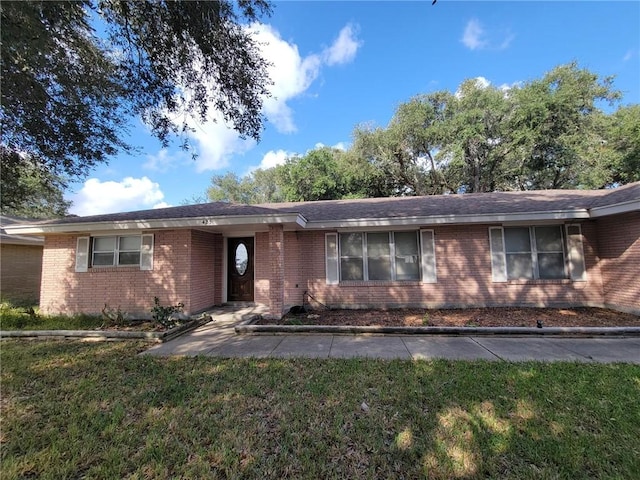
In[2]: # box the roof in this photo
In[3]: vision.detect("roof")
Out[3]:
[4,182,640,235]
[0,216,45,245]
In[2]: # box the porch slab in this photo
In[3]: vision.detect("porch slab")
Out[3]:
[403,336,499,361]
[329,335,411,359]
[472,337,592,362]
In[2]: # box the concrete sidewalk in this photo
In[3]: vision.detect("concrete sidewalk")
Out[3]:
[142,308,640,363]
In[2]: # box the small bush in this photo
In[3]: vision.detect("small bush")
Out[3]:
[101,304,127,328]
[150,297,185,329]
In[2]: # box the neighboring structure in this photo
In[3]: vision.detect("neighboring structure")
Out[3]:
[0,216,45,305]
[5,182,639,318]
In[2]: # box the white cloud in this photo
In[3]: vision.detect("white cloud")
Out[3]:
[462,19,487,50]
[152,201,171,209]
[623,49,635,61]
[474,76,491,89]
[181,22,361,172]
[69,177,166,216]
[245,149,293,175]
[324,24,362,66]
[259,149,291,169]
[250,23,323,133]
[190,112,256,172]
[462,19,513,51]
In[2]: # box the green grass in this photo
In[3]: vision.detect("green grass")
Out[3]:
[1,340,639,479]
[0,302,103,330]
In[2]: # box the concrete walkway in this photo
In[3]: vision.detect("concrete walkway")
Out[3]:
[142,307,640,363]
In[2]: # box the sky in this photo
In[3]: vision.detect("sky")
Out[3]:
[67,1,640,216]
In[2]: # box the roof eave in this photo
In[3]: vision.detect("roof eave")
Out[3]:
[3,213,308,235]
[305,210,592,229]
[589,199,640,218]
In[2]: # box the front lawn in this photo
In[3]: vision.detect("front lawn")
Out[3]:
[1,340,639,479]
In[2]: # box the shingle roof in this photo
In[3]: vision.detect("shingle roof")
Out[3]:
[0,216,45,245]
[9,181,640,228]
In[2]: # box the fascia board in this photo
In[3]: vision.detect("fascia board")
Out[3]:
[4,213,307,235]
[305,210,591,229]
[589,199,640,218]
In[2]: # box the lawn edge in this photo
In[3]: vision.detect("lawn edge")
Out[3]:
[235,324,640,336]
[0,317,210,342]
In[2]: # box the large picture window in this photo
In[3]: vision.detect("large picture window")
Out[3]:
[331,231,425,282]
[489,225,585,281]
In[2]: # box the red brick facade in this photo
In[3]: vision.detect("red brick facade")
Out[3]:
[0,244,43,305]
[596,212,640,314]
[37,218,638,318]
[39,229,224,317]
[285,224,607,312]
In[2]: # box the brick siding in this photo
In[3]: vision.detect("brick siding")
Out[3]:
[288,224,607,312]
[596,212,640,314]
[39,229,223,317]
[0,244,43,304]
[37,217,636,319]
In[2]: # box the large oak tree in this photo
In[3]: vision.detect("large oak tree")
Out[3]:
[1,0,272,216]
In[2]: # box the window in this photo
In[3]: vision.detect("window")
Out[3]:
[75,234,154,272]
[92,236,141,267]
[326,231,433,283]
[489,225,586,281]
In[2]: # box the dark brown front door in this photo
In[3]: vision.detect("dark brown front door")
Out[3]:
[227,237,254,302]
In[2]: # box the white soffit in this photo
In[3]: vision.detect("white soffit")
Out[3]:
[3,213,308,235]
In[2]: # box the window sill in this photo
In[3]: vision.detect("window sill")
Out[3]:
[88,266,141,273]
[505,279,572,285]
[338,280,423,287]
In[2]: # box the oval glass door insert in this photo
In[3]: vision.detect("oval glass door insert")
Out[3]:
[235,243,248,275]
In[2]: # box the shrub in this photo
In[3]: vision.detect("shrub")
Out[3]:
[150,297,185,329]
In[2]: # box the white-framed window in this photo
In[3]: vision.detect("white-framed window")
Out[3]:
[325,231,436,283]
[489,225,586,282]
[75,234,154,271]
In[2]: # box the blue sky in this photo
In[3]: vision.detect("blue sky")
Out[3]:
[68,1,640,215]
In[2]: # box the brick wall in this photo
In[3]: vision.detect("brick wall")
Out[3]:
[189,230,221,313]
[0,244,43,305]
[267,225,285,318]
[291,224,606,311]
[254,232,269,306]
[40,230,196,317]
[596,212,640,314]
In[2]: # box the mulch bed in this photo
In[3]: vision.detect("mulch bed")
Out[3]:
[256,307,640,328]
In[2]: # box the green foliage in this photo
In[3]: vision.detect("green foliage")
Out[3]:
[606,104,640,184]
[0,301,103,330]
[201,62,636,204]
[1,0,272,211]
[0,149,70,218]
[150,297,185,329]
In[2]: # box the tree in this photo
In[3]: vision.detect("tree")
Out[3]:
[207,168,285,204]
[1,0,272,208]
[605,105,640,185]
[277,148,344,201]
[0,149,71,218]
[507,62,620,189]
[437,79,512,193]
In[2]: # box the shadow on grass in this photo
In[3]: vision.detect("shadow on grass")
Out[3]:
[1,340,639,479]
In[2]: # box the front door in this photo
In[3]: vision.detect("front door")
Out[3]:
[227,237,254,302]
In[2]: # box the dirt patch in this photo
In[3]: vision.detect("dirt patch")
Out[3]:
[256,307,640,328]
